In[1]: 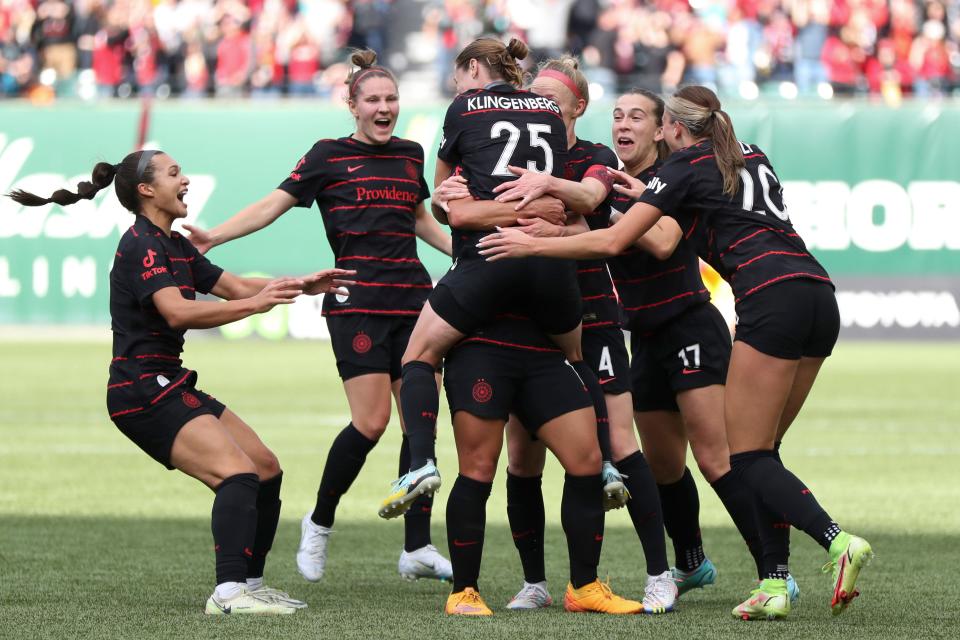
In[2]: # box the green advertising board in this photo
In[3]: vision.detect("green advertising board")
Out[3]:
[1,100,958,336]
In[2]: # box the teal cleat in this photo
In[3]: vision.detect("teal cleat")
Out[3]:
[601,461,630,511]
[786,573,800,604]
[673,557,717,597]
[378,460,441,519]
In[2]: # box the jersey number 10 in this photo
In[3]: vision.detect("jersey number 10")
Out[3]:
[490,121,554,177]
[737,143,789,222]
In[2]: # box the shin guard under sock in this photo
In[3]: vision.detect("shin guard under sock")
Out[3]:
[657,467,705,572]
[562,473,604,588]
[616,451,669,575]
[731,449,840,551]
[311,424,377,527]
[446,475,492,593]
[506,473,546,584]
[711,470,764,578]
[248,471,282,579]
[212,473,259,585]
[399,361,439,469]
[401,434,434,552]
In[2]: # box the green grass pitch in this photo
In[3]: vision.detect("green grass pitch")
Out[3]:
[1,340,959,639]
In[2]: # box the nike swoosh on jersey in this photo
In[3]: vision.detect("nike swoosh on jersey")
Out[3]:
[681,368,701,375]
[347,165,364,173]
[598,378,615,385]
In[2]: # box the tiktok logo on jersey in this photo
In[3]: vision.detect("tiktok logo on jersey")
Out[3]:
[142,249,157,268]
[290,155,306,181]
[646,177,668,195]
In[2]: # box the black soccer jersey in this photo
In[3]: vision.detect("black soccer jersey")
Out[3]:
[278,136,434,316]
[438,82,567,259]
[609,161,709,332]
[638,140,831,302]
[108,215,224,378]
[565,138,621,329]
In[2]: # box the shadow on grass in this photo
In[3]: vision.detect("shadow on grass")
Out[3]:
[1,515,957,640]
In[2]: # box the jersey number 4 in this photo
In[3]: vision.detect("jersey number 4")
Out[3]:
[490,121,553,176]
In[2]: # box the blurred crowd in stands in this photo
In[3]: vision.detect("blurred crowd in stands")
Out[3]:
[2,0,958,102]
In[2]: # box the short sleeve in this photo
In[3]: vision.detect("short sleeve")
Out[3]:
[277,141,330,208]
[128,236,178,305]
[437,100,464,165]
[638,156,693,217]
[183,241,224,294]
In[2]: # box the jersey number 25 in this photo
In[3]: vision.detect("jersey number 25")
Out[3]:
[490,121,554,176]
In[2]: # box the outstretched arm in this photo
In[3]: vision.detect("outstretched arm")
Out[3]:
[183,189,298,254]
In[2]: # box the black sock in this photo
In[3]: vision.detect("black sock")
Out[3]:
[311,424,377,527]
[570,360,611,461]
[399,361,439,469]
[711,470,764,578]
[400,435,434,552]
[616,451,669,575]
[755,499,791,580]
[561,473,604,588]
[212,473,259,585]
[730,449,840,551]
[446,475,491,593]
[657,467,705,572]
[248,472,282,580]
[506,473,546,584]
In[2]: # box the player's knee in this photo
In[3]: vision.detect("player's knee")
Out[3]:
[460,458,497,483]
[565,445,601,476]
[647,454,685,484]
[694,456,729,483]
[210,450,257,485]
[353,414,389,440]
[254,449,282,481]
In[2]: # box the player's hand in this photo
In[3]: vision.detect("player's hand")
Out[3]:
[300,268,357,296]
[493,166,551,210]
[251,277,304,312]
[433,175,470,213]
[182,224,215,255]
[516,216,564,238]
[608,167,647,199]
[517,195,566,226]
[476,226,539,261]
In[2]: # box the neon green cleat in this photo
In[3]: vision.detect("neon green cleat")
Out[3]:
[378,461,441,519]
[824,532,873,616]
[732,578,790,621]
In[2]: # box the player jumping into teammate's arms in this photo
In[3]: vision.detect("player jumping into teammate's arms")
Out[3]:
[9,150,353,614]
[478,85,873,621]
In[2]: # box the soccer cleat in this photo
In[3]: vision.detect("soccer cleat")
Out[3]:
[673,557,717,597]
[379,461,442,519]
[642,570,678,614]
[732,578,790,620]
[398,544,453,581]
[445,587,493,616]
[204,585,297,615]
[601,461,630,511]
[505,581,553,610]
[563,579,643,614]
[296,512,332,582]
[787,573,800,604]
[823,532,873,616]
[248,585,308,609]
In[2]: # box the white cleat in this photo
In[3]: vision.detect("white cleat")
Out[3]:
[204,585,297,615]
[506,581,553,610]
[296,512,332,582]
[601,461,630,511]
[643,570,678,614]
[249,585,309,609]
[398,544,453,581]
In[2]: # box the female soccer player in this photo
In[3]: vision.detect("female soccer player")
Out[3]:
[604,88,800,602]
[438,316,643,616]
[477,85,873,621]
[184,50,454,583]
[439,60,676,614]
[383,37,624,520]
[8,149,353,614]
